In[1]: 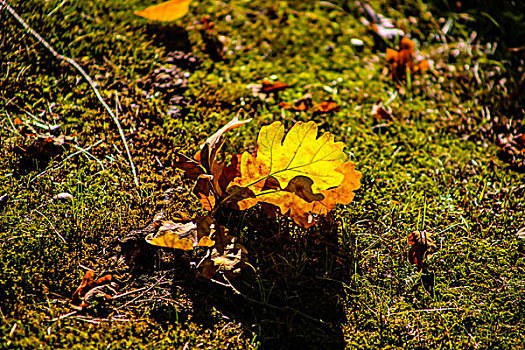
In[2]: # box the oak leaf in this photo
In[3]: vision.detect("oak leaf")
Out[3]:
[227,121,361,227]
[135,0,192,22]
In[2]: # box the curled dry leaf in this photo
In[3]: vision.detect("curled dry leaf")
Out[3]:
[311,97,340,115]
[145,219,215,250]
[173,153,204,180]
[200,225,247,279]
[135,0,193,22]
[71,271,116,310]
[408,230,437,270]
[279,94,313,112]
[227,121,361,227]
[174,115,251,211]
[195,114,252,175]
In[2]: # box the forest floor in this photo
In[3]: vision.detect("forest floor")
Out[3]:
[1,0,524,349]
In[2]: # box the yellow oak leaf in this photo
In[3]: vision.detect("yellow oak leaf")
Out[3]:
[229,121,347,195]
[226,121,361,227]
[234,162,361,227]
[135,0,193,22]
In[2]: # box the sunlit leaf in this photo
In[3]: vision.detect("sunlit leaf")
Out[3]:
[227,121,361,227]
[230,121,347,193]
[135,0,193,22]
[145,220,197,250]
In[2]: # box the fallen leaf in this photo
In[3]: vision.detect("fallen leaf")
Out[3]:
[173,153,204,180]
[261,79,290,93]
[279,94,313,112]
[71,271,116,310]
[312,97,340,115]
[230,121,347,193]
[233,162,361,227]
[408,230,437,270]
[227,121,361,227]
[145,220,197,250]
[135,0,193,22]
[200,225,247,279]
[195,114,252,175]
[192,174,216,211]
[196,235,215,247]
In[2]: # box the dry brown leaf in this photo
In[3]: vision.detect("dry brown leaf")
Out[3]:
[312,98,340,115]
[192,174,216,211]
[200,226,247,279]
[71,271,115,310]
[173,153,204,180]
[196,114,252,175]
[408,230,437,270]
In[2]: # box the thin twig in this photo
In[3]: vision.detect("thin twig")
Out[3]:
[71,144,105,171]
[2,0,139,187]
[112,286,149,300]
[51,311,78,322]
[34,209,68,244]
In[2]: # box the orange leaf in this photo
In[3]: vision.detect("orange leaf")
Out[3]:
[261,80,290,93]
[227,121,361,227]
[135,0,193,22]
[233,162,361,227]
[193,174,216,211]
[312,98,340,115]
[71,271,114,309]
[173,153,204,180]
[408,230,437,270]
[279,94,312,112]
